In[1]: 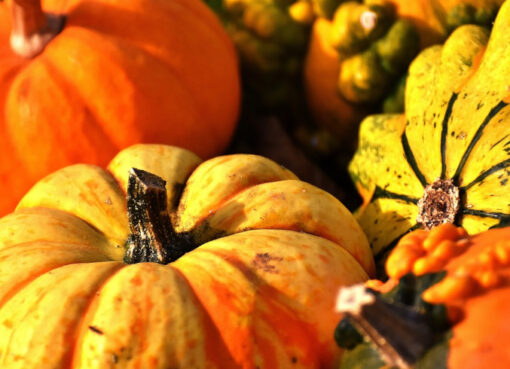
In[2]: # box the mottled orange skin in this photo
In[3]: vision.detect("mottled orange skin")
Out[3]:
[0,0,240,216]
[383,224,510,369]
[0,144,373,369]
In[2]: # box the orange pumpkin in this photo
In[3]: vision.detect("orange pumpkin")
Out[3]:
[0,143,374,368]
[0,0,240,216]
[336,224,510,368]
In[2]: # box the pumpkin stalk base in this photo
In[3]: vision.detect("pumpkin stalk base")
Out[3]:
[336,284,435,369]
[416,179,460,230]
[10,1,65,58]
[124,168,193,265]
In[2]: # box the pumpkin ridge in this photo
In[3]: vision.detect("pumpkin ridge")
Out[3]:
[452,99,508,181]
[200,224,361,265]
[67,262,127,368]
[176,177,296,233]
[64,2,238,147]
[37,54,119,161]
[372,186,419,204]
[440,93,459,179]
[402,131,428,187]
[0,239,109,254]
[67,169,126,236]
[0,243,113,310]
[67,10,219,132]
[43,27,208,152]
[185,245,324,366]
[461,158,510,190]
[174,230,370,366]
[5,262,123,368]
[0,261,72,312]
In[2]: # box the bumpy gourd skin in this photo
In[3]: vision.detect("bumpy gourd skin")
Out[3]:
[304,0,503,148]
[0,143,374,369]
[206,0,313,108]
[349,1,510,257]
[304,0,419,148]
[337,224,510,369]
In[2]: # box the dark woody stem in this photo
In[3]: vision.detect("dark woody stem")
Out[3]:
[124,168,193,265]
[336,284,435,369]
[10,0,65,58]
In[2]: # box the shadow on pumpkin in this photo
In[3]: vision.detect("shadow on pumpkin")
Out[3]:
[357,199,418,278]
[187,196,339,248]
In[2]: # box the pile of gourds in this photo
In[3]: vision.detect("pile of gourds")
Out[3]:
[0,0,509,368]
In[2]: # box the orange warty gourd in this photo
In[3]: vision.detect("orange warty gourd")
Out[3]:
[335,224,510,369]
[0,143,375,369]
[304,0,503,149]
[0,0,240,216]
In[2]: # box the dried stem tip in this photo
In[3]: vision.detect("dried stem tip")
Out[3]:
[124,168,192,265]
[417,178,460,230]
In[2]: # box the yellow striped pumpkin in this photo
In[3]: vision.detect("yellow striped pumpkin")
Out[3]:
[0,143,374,369]
[349,1,510,258]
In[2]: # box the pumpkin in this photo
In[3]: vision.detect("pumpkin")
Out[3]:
[0,143,375,368]
[349,1,510,258]
[335,223,510,369]
[0,0,240,217]
[304,0,502,149]
[205,0,312,109]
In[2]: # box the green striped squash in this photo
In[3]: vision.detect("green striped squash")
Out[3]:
[349,1,510,259]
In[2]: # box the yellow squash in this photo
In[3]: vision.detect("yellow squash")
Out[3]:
[349,1,510,257]
[304,0,503,149]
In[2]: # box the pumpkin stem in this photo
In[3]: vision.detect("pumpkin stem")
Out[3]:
[124,168,193,265]
[10,0,65,58]
[336,284,435,369]
[416,178,460,230]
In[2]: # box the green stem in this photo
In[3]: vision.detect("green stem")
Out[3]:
[124,168,193,265]
[10,0,65,58]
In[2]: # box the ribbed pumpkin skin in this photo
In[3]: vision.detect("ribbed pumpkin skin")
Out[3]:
[0,144,374,369]
[349,2,510,256]
[0,0,240,216]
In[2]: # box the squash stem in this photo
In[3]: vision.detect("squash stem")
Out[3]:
[336,284,435,369]
[416,178,460,230]
[124,168,193,265]
[10,0,65,58]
